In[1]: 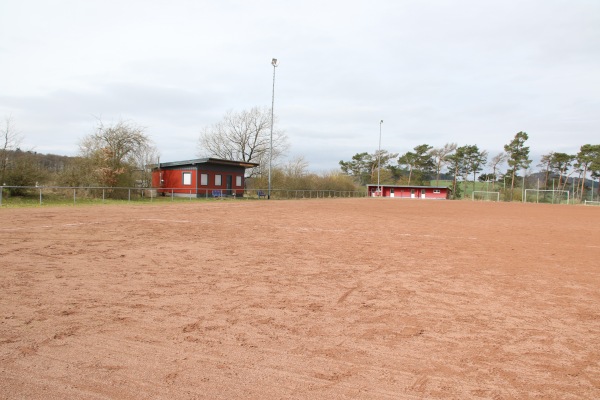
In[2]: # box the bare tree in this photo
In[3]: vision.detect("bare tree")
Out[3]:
[488,152,507,191]
[430,143,457,186]
[0,116,23,185]
[132,146,161,188]
[79,119,156,187]
[198,107,288,177]
[284,156,309,178]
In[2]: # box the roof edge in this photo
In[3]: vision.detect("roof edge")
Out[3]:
[154,158,259,169]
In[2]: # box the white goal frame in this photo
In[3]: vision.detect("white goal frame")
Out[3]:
[524,189,570,204]
[584,200,600,206]
[471,191,500,202]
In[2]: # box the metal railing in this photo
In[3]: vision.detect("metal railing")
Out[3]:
[0,185,366,207]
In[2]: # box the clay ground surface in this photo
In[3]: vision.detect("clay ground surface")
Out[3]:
[1,199,599,399]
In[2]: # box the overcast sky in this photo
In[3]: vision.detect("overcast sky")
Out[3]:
[1,0,599,172]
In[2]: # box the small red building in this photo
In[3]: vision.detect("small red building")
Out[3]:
[152,158,259,197]
[367,184,451,199]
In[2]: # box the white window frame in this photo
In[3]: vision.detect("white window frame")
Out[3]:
[215,174,222,186]
[200,173,208,186]
[235,176,242,187]
[433,189,441,194]
[182,172,192,186]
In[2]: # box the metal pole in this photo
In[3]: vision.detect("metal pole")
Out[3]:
[377,120,383,195]
[268,58,278,200]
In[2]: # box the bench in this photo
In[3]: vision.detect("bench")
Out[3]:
[257,190,267,199]
[212,190,225,198]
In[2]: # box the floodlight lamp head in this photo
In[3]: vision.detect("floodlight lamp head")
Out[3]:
[380,120,383,124]
[271,58,278,67]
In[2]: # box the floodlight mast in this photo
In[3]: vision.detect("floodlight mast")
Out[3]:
[377,120,383,195]
[268,58,278,200]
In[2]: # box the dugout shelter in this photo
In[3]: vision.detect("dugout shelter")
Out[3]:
[152,158,258,198]
[367,184,451,199]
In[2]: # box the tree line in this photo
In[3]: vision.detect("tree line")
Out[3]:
[1,116,158,198]
[3,109,599,201]
[1,108,356,197]
[339,132,600,201]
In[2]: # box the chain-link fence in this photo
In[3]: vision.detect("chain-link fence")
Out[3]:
[0,186,367,207]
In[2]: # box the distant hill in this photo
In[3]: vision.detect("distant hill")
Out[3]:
[527,171,596,189]
[3,149,76,173]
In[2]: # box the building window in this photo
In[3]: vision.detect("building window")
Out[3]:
[236,176,242,187]
[433,189,441,194]
[182,172,192,185]
[200,173,208,186]
[215,174,222,186]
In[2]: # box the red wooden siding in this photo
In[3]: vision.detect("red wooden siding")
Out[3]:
[152,158,256,197]
[367,185,450,200]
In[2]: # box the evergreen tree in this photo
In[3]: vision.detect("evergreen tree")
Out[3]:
[503,132,531,201]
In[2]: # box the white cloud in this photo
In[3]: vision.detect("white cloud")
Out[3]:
[1,0,599,170]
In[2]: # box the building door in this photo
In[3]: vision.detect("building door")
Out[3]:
[390,188,395,198]
[411,189,415,198]
[421,189,426,199]
[226,175,232,195]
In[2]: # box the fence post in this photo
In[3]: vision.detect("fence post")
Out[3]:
[0,185,3,206]
[73,189,76,206]
[39,188,42,206]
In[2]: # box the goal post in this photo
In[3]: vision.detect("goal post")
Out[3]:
[524,189,570,204]
[472,191,500,202]
[584,200,600,206]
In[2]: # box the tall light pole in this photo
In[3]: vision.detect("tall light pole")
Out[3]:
[268,58,278,200]
[377,120,383,195]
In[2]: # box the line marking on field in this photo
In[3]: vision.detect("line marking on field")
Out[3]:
[399,233,476,240]
[0,221,102,232]
[139,218,191,223]
[0,219,194,233]
[279,226,345,233]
